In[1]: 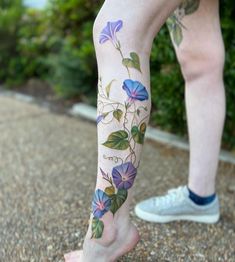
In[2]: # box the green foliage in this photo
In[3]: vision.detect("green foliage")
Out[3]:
[0,2,55,85]
[220,0,235,149]
[41,0,101,99]
[0,0,235,149]
[45,40,96,98]
[0,0,24,84]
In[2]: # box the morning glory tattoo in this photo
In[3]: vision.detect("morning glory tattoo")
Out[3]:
[91,20,150,239]
[99,20,142,76]
[167,0,200,46]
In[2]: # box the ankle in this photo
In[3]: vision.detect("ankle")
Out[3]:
[187,182,216,196]
[86,213,117,247]
[85,209,130,247]
[187,186,216,206]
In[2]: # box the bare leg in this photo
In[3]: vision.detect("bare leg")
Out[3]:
[64,0,183,261]
[168,0,225,196]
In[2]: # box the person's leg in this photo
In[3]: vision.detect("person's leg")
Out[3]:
[64,0,182,261]
[135,0,225,224]
[168,0,225,196]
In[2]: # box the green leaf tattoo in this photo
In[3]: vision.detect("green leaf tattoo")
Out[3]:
[167,0,200,46]
[103,130,129,150]
[105,79,115,98]
[113,109,123,122]
[91,218,104,239]
[181,0,200,15]
[122,52,142,73]
[131,123,147,144]
[110,189,128,215]
[172,22,183,47]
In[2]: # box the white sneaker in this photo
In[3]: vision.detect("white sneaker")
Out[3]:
[135,186,220,224]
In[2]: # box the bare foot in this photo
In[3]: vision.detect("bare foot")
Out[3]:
[64,250,82,262]
[64,218,140,262]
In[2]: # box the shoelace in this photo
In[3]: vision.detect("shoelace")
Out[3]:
[153,186,185,206]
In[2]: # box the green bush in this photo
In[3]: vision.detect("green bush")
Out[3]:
[0,0,24,84]
[220,0,235,149]
[45,39,96,100]
[0,1,53,85]
[40,0,101,99]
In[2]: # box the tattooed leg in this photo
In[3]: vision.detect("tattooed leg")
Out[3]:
[169,0,225,195]
[64,0,183,261]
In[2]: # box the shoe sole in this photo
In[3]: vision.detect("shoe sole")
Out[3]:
[135,206,220,224]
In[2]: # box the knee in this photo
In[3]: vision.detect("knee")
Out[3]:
[92,6,155,55]
[177,42,225,83]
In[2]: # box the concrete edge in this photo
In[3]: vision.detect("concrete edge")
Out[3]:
[1,87,234,165]
[0,87,51,109]
[69,103,235,165]
[0,88,35,103]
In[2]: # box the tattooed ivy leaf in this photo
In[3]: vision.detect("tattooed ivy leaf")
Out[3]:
[131,126,144,144]
[103,130,129,150]
[166,15,175,30]
[137,106,148,117]
[180,0,200,15]
[122,52,141,73]
[172,23,183,46]
[113,109,123,122]
[105,80,115,98]
[91,218,104,239]
[110,189,128,215]
[105,186,115,196]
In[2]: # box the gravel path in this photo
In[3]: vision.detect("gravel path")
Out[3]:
[0,96,234,262]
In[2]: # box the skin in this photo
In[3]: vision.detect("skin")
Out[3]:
[170,0,225,196]
[64,0,225,261]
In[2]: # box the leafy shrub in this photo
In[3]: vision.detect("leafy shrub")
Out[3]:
[220,0,235,149]
[45,39,96,99]
[40,0,101,99]
[0,0,24,84]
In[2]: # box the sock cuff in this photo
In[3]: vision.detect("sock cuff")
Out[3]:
[187,187,216,206]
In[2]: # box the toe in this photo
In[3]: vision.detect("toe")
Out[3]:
[64,250,83,262]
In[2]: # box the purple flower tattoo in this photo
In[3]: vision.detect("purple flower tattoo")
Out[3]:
[96,115,104,124]
[99,20,123,48]
[92,189,112,218]
[123,79,149,101]
[112,162,137,190]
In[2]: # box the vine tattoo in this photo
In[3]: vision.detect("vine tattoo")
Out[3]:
[91,20,150,239]
[167,0,200,46]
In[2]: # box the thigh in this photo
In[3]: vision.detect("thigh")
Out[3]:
[167,0,224,62]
